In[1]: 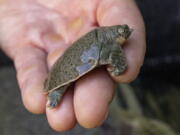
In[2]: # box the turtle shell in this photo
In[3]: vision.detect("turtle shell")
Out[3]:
[44,29,101,93]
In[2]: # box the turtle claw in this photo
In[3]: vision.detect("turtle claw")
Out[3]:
[48,90,61,109]
[48,100,58,108]
[47,86,68,109]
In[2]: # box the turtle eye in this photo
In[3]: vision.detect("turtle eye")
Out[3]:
[118,28,125,34]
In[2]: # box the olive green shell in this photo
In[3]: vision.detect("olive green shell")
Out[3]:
[44,29,101,92]
[44,24,132,93]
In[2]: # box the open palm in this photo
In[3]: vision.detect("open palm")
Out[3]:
[0,0,146,131]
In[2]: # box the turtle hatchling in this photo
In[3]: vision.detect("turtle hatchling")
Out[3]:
[44,24,133,108]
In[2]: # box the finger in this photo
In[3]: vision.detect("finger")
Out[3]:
[74,68,115,128]
[46,88,76,131]
[97,0,146,82]
[45,37,77,131]
[14,45,47,114]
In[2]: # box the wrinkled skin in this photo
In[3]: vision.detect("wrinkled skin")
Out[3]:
[0,0,146,132]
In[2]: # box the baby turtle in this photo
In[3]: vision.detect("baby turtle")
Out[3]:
[44,24,133,108]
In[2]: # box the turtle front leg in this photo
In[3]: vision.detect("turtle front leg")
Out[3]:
[48,85,69,108]
[107,43,127,76]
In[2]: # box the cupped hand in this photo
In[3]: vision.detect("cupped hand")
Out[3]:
[0,0,146,131]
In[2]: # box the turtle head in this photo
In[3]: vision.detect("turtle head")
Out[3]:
[115,24,133,45]
[103,24,133,45]
[97,24,133,44]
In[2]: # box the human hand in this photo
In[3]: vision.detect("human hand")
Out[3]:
[0,0,146,131]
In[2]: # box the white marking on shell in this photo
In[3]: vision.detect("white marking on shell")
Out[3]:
[76,63,92,74]
[76,44,99,74]
[80,45,99,62]
[48,45,99,93]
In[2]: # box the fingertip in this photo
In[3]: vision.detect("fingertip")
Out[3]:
[46,89,76,132]
[74,68,114,128]
[21,85,46,114]
[47,110,76,132]
[111,64,141,83]
[76,104,109,129]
